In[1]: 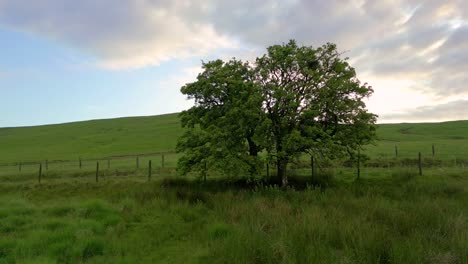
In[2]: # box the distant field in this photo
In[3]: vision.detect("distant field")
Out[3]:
[0,113,467,165]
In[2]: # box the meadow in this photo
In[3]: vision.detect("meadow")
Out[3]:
[0,114,467,263]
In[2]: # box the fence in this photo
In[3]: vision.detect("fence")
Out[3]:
[0,146,466,184]
[0,151,179,183]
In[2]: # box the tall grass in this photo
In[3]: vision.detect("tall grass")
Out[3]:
[0,168,467,263]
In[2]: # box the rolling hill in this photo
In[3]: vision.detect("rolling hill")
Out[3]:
[0,113,467,165]
[0,113,182,165]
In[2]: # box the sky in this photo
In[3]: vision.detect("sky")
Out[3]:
[0,0,467,127]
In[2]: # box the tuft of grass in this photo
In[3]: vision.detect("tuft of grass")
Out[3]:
[208,223,232,240]
[81,239,105,261]
[391,168,418,182]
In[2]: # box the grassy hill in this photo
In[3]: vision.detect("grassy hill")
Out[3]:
[0,113,467,165]
[0,113,182,165]
[365,121,468,160]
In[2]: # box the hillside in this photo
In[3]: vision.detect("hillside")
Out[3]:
[0,113,182,164]
[0,113,467,164]
[365,121,468,160]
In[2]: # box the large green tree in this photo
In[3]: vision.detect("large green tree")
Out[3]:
[177,40,377,185]
[177,59,264,178]
[255,40,377,186]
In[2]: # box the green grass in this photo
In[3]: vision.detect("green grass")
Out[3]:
[1,114,468,262]
[0,113,182,165]
[0,169,467,263]
[1,114,467,166]
[364,121,468,160]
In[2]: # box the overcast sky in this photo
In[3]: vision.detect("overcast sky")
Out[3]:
[0,0,467,127]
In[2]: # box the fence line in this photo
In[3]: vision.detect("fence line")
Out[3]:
[0,151,177,168]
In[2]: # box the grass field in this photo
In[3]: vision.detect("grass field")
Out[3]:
[0,170,467,263]
[0,115,467,263]
[0,113,182,165]
[365,121,468,161]
[1,114,467,165]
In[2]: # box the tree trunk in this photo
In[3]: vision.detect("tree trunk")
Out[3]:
[277,159,288,187]
[247,136,258,157]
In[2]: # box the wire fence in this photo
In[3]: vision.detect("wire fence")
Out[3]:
[0,151,179,181]
[0,148,466,184]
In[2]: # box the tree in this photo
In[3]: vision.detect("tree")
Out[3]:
[177,59,264,178]
[255,40,377,186]
[177,40,377,186]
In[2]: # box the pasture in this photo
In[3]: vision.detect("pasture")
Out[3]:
[0,114,467,263]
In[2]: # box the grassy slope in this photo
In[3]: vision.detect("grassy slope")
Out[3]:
[0,113,182,164]
[1,113,467,165]
[365,121,468,160]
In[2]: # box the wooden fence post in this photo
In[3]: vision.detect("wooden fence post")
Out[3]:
[46,160,48,171]
[136,156,139,169]
[432,144,435,157]
[148,160,152,182]
[19,162,22,172]
[38,163,42,184]
[79,158,82,169]
[162,154,165,168]
[418,152,422,176]
[96,161,99,183]
[395,145,398,159]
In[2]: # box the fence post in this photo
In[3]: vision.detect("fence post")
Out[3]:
[148,160,152,182]
[96,161,99,183]
[162,154,165,168]
[79,158,82,169]
[432,144,435,157]
[38,163,42,184]
[395,145,398,159]
[46,160,48,171]
[418,152,422,176]
[19,162,22,172]
[136,156,139,169]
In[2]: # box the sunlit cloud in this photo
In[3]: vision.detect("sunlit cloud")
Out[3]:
[0,0,467,123]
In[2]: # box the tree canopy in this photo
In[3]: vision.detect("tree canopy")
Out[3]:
[177,40,377,186]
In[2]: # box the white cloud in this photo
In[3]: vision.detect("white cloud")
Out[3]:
[380,99,468,123]
[0,0,467,121]
[0,0,236,69]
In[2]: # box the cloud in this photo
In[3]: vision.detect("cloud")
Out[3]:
[0,0,467,121]
[0,0,236,69]
[0,1,466,70]
[380,100,468,122]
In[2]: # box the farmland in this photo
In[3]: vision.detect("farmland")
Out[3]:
[1,113,467,165]
[0,114,467,263]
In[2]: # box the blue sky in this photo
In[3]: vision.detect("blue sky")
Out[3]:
[0,0,467,127]
[0,28,199,126]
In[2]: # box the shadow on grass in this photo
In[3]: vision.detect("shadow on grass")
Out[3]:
[160,173,336,193]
